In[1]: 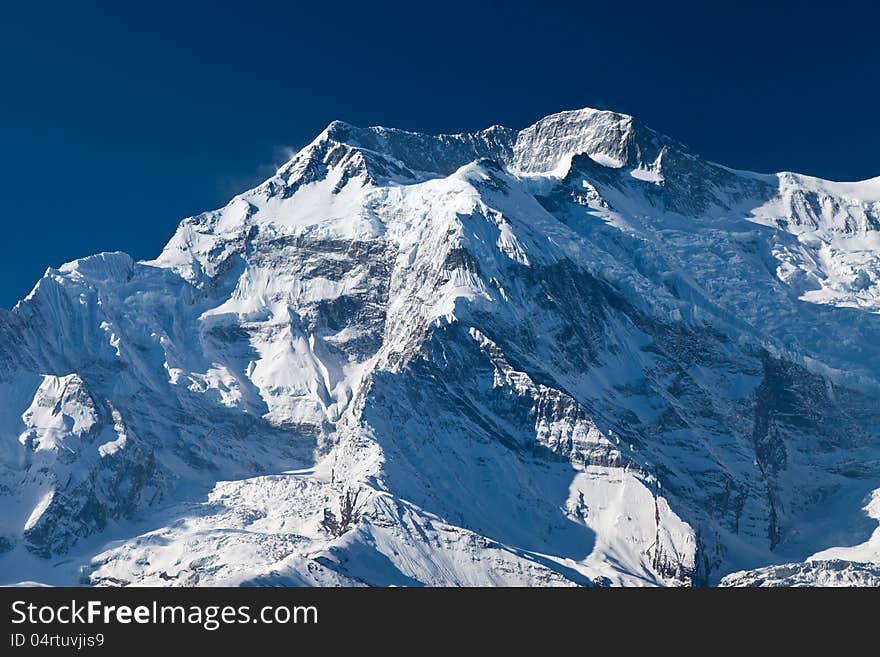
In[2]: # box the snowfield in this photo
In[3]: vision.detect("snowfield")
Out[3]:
[1,107,879,586]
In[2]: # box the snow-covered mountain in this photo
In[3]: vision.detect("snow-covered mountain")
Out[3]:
[2,107,879,586]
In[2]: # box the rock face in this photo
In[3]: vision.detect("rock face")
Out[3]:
[1,107,879,586]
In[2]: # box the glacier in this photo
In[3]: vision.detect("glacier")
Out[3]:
[1,107,879,586]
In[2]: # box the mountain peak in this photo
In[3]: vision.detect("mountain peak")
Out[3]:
[3,105,880,588]
[276,107,679,187]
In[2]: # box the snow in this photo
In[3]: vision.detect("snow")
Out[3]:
[19,374,100,452]
[720,559,880,587]
[1,106,879,587]
[809,488,880,563]
[566,467,696,585]
[629,167,664,183]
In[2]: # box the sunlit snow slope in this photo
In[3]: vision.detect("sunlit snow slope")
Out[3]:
[1,108,879,586]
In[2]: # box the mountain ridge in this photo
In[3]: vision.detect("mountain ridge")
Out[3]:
[1,107,879,586]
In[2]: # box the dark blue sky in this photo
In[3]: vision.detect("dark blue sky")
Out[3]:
[1,0,877,307]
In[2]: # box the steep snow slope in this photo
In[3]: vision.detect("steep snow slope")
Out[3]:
[1,108,878,586]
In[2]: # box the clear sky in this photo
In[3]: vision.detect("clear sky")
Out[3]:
[1,0,877,307]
